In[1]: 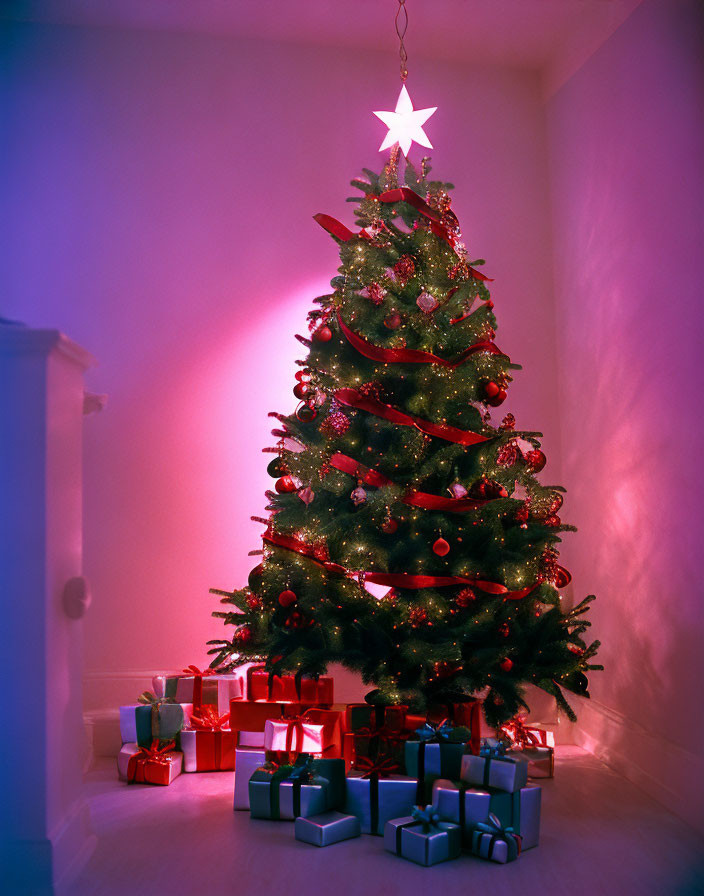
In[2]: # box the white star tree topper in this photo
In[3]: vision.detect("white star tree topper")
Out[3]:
[373,85,437,157]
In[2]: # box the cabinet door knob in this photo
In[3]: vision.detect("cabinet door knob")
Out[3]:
[63,576,91,619]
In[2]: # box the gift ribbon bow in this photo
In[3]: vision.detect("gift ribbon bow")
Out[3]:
[126,739,176,784]
[414,719,459,744]
[352,754,400,779]
[137,690,176,739]
[474,812,522,859]
[189,708,230,731]
[181,665,220,711]
[411,804,442,833]
[499,716,545,749]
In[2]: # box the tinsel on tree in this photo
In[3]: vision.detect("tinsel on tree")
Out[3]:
[210,151,601,726]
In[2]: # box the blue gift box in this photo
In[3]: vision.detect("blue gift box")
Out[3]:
[249,756,345,821]
[295,811,361,847]
[344,772,417,835]
[384,808,462,866]
[470,813,522,863]
[432,779,541,850]
[461,752,528,793]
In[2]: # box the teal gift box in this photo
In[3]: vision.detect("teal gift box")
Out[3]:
[249,755,345,821]
[404,730,470,803]
[432,778,541,850]
[384,808,462,866]
[294,811,361,847]
[119,701,191,747]
[470,813,522,863]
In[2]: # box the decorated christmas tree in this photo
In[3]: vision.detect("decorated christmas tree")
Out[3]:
[209,139,601,727]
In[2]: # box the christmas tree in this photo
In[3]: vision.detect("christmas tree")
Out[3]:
[210,149,601,727]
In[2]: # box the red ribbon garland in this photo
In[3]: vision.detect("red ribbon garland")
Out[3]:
[314,189,493,282]
[377,187,494,281]
[336,311,505,368]
[329,452,490,513]
[264,530,550,599]
[335,387,489,447]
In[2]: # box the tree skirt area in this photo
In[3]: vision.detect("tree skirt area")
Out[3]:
[69,747,703,896]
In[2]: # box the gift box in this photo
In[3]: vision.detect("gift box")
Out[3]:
[427,698,482,755]
[180,709,236,772]
[234,747,267,810]
[470,813,522,863]
[432,779,541,850]
[294,811,361,847]
[247,667,333,704]
[461,752,528,793]
[117,741,183,785]
[344,768,417,836]
[119,697,191,747]
[498,716,555,749]
[249,755,345,820]
[515,746,554,779]
[264,708,342,759]
[153,666,243,715]
[230,699,310,733]
[342,703,407,734]
[384,809,462,867]
[404,721,472,803]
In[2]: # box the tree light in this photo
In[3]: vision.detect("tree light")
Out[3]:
[373,85,437,157]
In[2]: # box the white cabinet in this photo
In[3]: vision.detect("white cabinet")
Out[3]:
[0,324,98,894]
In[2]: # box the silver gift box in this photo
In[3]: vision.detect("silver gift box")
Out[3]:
[461,753,529,793]
[470,829,518,863]
[295,811,361,846]
[344,773,417,836]
[233,747,267,810]
[384,817,462,866]
[432,779,541,850]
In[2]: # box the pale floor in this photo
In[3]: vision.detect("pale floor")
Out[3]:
[66,747,703,896]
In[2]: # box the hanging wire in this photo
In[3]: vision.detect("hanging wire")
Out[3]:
[395,0,409,81]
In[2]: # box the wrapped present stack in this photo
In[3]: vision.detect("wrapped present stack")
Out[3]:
[116,663,245,784]
[116,664,551,869]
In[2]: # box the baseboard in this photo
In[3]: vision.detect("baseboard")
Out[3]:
[573,696,704,836]
[83,670,164,711]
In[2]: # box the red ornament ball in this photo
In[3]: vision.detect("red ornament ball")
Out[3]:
[246,593,262,610]
[545,514,561,528]
[381,517,398,534]
[456,587,476,607]
[384,312,402,329]
[275,475,297,494]
[487,388,508,407]
[484,381,500,399]
[500,657,513,672]
[525,449,546,472]
[433,537,450,557]
[294,369,310,383]
[293,382,312,400]
[498,622,510,637]
[234,626,252,645]
[296,403,317,423]
[278,589,297,607]
[313,325,332,342]
[408,606,429,627]
[320,411,351,439]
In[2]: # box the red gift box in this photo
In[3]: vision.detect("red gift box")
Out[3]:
[229,699,314,733]
[427,698,482,755]
[181,709,237,772]
[121,740,182,785]
[246,667,334,704]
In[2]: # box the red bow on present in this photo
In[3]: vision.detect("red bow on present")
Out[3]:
[126,739,176,784]
[352,754,400,779]
[499,715,545,749]
[189,708,230,731]
[182,664,219,678]
[181,665,221,711]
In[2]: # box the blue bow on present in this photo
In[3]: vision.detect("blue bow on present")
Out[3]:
[414,720,456,743]
[412,804,441,833]
[474,813,522,861]
[286,755,315,783]
[479,737,508,758]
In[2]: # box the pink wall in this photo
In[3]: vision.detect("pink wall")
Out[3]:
[546,0,704,830]
[3,24,559,697]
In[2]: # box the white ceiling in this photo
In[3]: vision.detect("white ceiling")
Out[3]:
[2,0,644,95]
